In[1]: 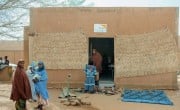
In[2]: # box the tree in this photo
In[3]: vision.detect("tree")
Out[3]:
[0,0,94,40]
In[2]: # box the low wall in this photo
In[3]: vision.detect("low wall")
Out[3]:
[115,72,178,90]
[0,66,12,81]
[46,69,178,90]
[47,69,85,88]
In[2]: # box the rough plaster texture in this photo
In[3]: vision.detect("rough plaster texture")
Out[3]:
[115,29,179,77]
[23,7,179,89]
[30,31,88,69]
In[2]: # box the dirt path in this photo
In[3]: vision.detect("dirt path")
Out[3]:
[0,83,99,110]
[0,80,180,110]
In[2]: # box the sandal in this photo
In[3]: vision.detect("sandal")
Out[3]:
[34,104,43,110]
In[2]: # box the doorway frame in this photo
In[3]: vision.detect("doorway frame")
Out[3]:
[88,37,115,81]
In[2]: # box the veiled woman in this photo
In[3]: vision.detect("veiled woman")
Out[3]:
[26,65,37,102]
[10,60,32,110]
[34,61,49,107]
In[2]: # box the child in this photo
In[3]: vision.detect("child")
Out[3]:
[26,66,37,102]
[84,61,97,93]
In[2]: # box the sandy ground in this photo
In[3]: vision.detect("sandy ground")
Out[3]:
[0,76,180,110]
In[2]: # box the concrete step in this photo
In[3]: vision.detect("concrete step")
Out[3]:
[99,80,114,89]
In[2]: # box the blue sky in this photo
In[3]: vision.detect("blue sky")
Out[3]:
[86,0,180,35]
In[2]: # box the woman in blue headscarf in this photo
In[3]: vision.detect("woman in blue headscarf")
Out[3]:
[34,61,49,107]
[84,61,97,93]
[26,65,37,102]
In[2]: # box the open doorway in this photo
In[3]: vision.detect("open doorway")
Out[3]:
[89,37,114,81]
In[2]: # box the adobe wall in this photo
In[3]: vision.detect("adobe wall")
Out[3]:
[0,41,23,64]
[0,66,12,81]
[25,7,179,89]
[115,72,178,90]
[30,7,178,35]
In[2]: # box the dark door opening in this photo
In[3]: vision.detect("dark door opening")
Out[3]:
[89,37,114,81]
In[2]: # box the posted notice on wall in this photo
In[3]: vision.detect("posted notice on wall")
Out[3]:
[94,24,107,32]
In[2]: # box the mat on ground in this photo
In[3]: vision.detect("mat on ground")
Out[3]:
[121,89,173,105]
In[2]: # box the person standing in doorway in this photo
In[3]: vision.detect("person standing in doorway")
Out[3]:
[92,49,102,92]
[92,49,103,81]
[10,59,32,110]
[92,49,102,76]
